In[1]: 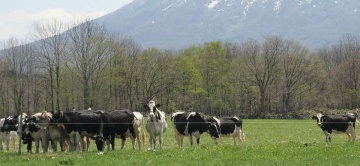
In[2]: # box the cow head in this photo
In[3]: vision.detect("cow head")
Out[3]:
[312,113,325,127]
[144,100,161,122]
[90,135,105,151]
[206,117,220,144]
[50,110,67,124]
[3,116,19,132]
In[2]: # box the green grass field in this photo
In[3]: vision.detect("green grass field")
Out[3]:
[1,119,360,166]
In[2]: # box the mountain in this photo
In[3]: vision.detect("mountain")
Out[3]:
[96,0,360,50]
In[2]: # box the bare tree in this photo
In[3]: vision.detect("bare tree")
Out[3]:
[280,40,321,115]
[31,19,69,111]
[66,19,112,109]
[2,38,34,115]
[241,36,285,115]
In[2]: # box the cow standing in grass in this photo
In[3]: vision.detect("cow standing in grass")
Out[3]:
[171,111,220,147]
[144,100,168,150]
[0,116,18,151]
[207,116,245,145]
[312,113,356,142]
[21,111,53,153]
[127,112,146,150]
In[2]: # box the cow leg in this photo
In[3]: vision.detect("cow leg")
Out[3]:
[52,140,58,152]
[326,133,331,143]
[352,130,356,142]
[70,133,79,151]
[27,141,32,153]
[80,136,85,152]
[153,136,156,149]
[59,138,64,152]
[240,130,245,143]
[5,139,10,151]
[120,135,126,150]
[177,133,181,147]
[42,139,49,153]
[35,140,40,153]
[189,134,193,146]
[179,133,184,147]
[159,132,163,149]
[111,134,115,150]
[0,140,2,151]
[148,134,153,150]
[135,132,140,150]
[11,137,16,151]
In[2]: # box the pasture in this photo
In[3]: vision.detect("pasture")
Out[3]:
[1,119,360,165]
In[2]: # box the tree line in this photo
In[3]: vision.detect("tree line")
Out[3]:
[1,19,360,119]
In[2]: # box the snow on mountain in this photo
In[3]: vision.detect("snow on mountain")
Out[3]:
[95,0,360,50]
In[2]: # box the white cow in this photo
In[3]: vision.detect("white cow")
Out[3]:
[133,112,146,149]
[144,100,168,150]
[123,111,146,150]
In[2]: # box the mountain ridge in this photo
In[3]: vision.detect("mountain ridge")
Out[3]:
[95,0,360,50]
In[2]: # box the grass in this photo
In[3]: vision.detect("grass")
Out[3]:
[1,119,360,165]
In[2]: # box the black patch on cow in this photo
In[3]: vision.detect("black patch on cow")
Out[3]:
[173,112,208,135]
[319,114,356,133]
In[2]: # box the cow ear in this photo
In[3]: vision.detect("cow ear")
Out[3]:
[156,104,161,108]
[311,116,317,120]
[143,105,149,108]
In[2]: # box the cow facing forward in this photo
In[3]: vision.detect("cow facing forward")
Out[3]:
[144,100,168,150]
[312,113,356,142]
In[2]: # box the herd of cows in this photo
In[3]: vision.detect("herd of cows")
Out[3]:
[0,100,358,153]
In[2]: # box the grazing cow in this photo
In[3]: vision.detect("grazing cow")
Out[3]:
[144,100,168,150]
[50,109,104,151]
[207,116,245,145]
[94,110,144,151]
[96,109,136,151]
[171,111,220,147]
[312,113,356,142]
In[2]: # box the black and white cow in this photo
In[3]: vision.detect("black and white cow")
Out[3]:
[96,109,136,151]
[171,111,220,147]
[0,116,18,151]
[207,116,245,145]
[144,100,168,150]
[312,113,356,142]
[50,109,104,151]
[23,111,53,153]
[126,111,146,150]
[17,113,33,153]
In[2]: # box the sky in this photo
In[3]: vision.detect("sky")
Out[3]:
[0,0,134,41]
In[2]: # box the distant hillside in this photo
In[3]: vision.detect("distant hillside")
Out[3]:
[96,0,360,50]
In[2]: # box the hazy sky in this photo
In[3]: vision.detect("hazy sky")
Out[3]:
[0,0,133,41]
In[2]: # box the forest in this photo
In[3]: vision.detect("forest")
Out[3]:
[1,20,359,119]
